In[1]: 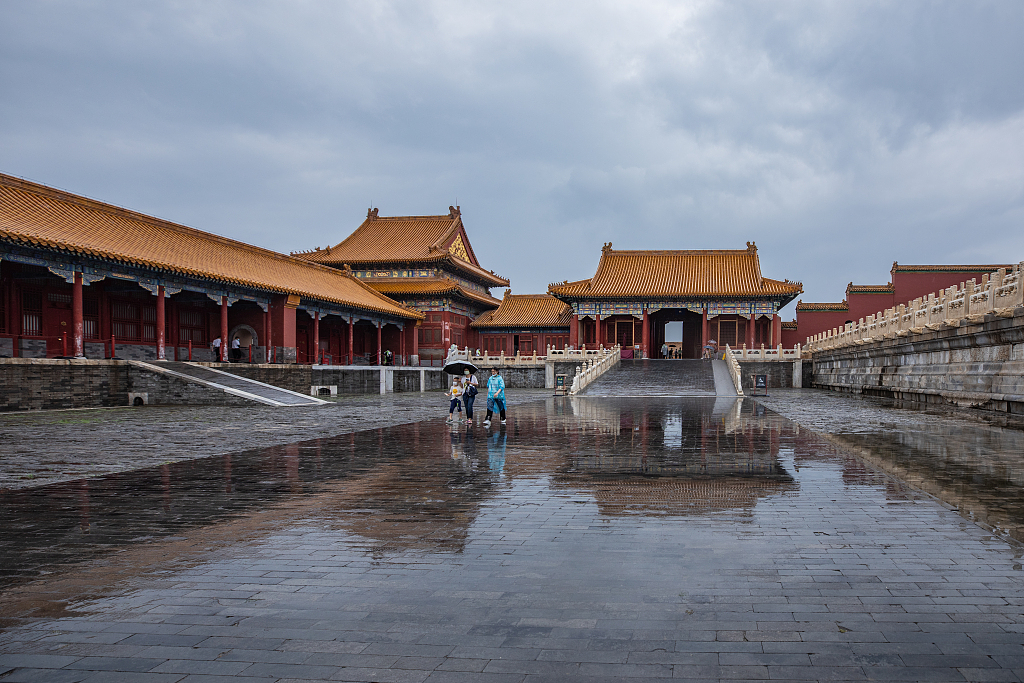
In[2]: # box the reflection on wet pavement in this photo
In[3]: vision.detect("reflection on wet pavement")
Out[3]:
[758,389,1024,543]
[1,396,1023,682]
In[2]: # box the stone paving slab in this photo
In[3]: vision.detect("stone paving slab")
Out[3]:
[1,392,1023,681]
[0,389,550,490]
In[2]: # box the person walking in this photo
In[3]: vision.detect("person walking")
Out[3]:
[211,336,222,362]
[461,368,479,424]
[660,342,669,359]
[484,368,506,426]
[445,378,463,424]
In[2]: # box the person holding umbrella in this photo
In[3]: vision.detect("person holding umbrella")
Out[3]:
[461,368,479,424]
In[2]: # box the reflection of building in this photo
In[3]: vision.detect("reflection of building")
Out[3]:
[783,262,1015,348]
[293,207,508,364]
[0,174,421,363]
[549,243,801,358]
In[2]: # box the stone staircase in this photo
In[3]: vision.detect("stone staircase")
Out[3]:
[583,359,728,397]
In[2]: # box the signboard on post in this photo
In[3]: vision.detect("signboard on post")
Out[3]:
[555,373,568,396]
[752,374,768,396]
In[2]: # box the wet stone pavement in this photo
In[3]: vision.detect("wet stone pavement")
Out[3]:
[0,388,1022,682]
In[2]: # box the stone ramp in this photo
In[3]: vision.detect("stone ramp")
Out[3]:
[583,359,720,397]
[711,359,739,396]
[137,361,327,406]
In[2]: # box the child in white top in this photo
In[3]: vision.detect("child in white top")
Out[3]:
[446,379,463,423]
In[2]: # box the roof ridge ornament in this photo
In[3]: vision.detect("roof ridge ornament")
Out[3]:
[449,205,461,218]
[746,241,757,252]
[367,207,379,220]
[602,242,613,253]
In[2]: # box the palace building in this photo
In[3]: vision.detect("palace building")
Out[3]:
[548,243,803,358]
[293,206,508,364]
[471,292,572,356]
[0,173,422,363]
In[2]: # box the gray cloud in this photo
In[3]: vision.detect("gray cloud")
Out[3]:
[2,0,1022,313]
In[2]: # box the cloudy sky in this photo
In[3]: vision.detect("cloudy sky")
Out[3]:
[2,1,1022,315]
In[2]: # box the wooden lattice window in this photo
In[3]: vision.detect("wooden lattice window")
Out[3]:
[112,300,141,341]
[178,306,207,346]
[21,290,42,336]
[83,298,99,339]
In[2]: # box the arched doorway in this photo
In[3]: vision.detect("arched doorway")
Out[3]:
[649,309,703,358]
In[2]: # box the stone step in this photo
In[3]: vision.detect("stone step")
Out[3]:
[583,359,720,397]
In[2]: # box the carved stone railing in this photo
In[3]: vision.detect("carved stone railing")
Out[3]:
[732,343,802,361]
[722,346,745,396]
[806,261,1024,353]
[444,344,613,368]
[569,345,621,395]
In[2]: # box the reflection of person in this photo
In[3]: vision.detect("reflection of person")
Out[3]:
[461,369,479,424]
[487,428,507,477]
[484,368,506,426]
[446,378,463,423]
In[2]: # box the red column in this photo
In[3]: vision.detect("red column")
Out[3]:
[594,316,601,349]
[412,321,419,362]
[72,272,84,357]
[570,314,579,348]
[747,314,755,350]
[348,317,354,364]
[400,324,406,365]
[264,306,271,362]
[771,313,781,347]
[701,308,709,350]
[220,295,228,362]
[155,286,166,359]
[376,322,382,365]
[312,311,320,365]
[641,309,649,359]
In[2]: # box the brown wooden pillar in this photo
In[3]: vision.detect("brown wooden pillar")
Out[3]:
[155,285,166,359]
[348,317,354,364]
[220,295,228,362]
[701,308,709,351]
[72,272,84,357]
[641,308,649,358]
[312,311,320,365]
[376,321,382,365]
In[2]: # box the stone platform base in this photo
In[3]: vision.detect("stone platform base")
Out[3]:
[811,307,1024,416]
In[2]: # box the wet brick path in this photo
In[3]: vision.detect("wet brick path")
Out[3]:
[0,389,550,490]
[0,391,1023,681]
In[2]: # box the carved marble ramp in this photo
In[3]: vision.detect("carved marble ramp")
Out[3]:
[582,359,718,397]
[139,361,327,406]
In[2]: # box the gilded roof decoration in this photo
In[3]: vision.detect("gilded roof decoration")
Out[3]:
[0,173,422,320]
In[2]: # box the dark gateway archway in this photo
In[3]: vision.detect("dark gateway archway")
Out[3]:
[649,308,703,358]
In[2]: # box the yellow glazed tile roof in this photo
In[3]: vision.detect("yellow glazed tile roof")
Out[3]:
[548,243,802,300]
[0,173,422,320]
[369,278,502,308]
[471,294,572,328]
[891,261,1015,273]
[796,301,849,311]
[294,207,509,287]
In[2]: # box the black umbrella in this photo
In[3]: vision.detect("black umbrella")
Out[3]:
[442,360,479,375]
